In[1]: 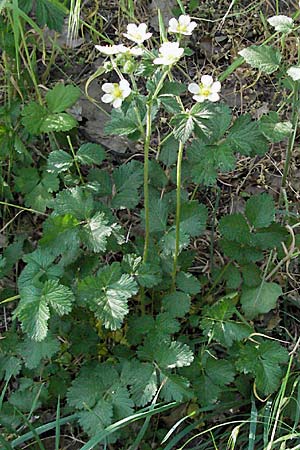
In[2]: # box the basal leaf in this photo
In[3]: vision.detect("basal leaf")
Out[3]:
[77,143,106,165]
[241,281,282,319]
[36,0,65,31]
[78,262,138,330]
[46,84,81,113]
[18,334,60,369]
[21,102,47,135]
[40,113,77,132]
[227,114,268,156]
[81,212,116,253]
[245,193,275,229]
[162,291,191,317]
[47,150,73,174]
[259,112,292,142]
[200,296,251,347]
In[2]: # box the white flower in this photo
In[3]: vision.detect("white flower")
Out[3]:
[123,23,152,44]
[188,75,221,103]
[287,66,300,81]
[153,42,184,65]
[267,15,294,33]
[101,79,131,108]
[95,44,143,56]
[168,15,197,35]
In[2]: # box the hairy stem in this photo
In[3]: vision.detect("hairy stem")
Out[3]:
[280,82,299,206]
[142,103,152,263]
[172,140,184,285]
[143,69,170,263]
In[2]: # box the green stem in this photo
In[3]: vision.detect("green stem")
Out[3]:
[172,140,184,285]
[143,69,170,263]
[0,294,20,305]
[0,200,47,216]
[142,103,152,263]
[67,135,84,185]
[279,82,299,206]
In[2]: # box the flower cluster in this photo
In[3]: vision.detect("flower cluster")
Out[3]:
[97,15,221,108]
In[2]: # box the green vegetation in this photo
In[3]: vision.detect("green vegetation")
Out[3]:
[1,0,300,448]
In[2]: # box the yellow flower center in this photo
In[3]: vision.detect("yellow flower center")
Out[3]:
[113,84,123,98]
[200,86,211,97]
[177,24,188,32]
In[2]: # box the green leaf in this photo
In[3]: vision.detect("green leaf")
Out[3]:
[197,358,235,405]
[14,167,39,193]
[137,262,162,288]
[45,279,75,315]
[78,262,138,330]
[159,227,190,257]
[162,291,191,317]
[172,113,194,143]
[259,112,292,142]
[47,150,73,174]
[18,334,60,369]
[148,160,168,188]
[219,213,251,244]
[176,272,201,295]
[36,0,65,31]
[239,45,282,74]
[227,114,268,156]
[245,193,275,229]
[9,378,48,412]
[53,187,94,219]
[241,264,261,287]
[139,339,194,369]
[241,281,282,319]
[180,201,207,237]
[40,113,77,132]
[159,81,186,96]
[161,374,192,402]
[236,340,289,394]
[87,169,112,196]
[0,356,21,381]
[41,214,80,261]
[67,362,132,435]
[126,361,157,406]
[46,84,81,113]
[15,280,74,341]
[18,247,63,290]
[112,161,143,209]
[21,102,47,135]
[159,96,182,114]
[104,108,138,136]
[81,212,118,253]
[14,285,50,341]
[77,143,106,165]
[78,399,113,436]
[159,137,178,167]
[200,295,251,347]
[220,239,263,264]
[148,196,169,233]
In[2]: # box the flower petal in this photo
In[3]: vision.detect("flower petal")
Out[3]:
[179,15,191,26]
[201,75,213,87]
[113,98,122,108]
[208,92,220,102]
[102,83,114,93]
[101,94,114,103]
[168,17,178,30]
[193,94,206,103]
[188,83,200,94]
[127,23,137,34]
[211,81,221,93]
